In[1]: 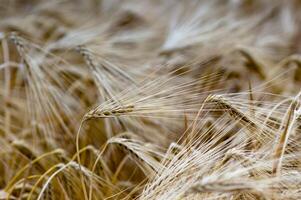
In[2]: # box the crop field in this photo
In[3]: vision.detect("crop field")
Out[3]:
[0,0,301,199]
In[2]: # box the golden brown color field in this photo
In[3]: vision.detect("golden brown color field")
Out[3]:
[1,0,301,199]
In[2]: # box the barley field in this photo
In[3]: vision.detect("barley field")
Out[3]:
[1,0,301,199]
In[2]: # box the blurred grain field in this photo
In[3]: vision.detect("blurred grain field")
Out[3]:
[1,0,301,199]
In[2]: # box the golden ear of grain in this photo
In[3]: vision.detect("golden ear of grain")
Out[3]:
[206,95,255,126]
[188,181,254,193]
[84,104,135,120]
[236,47,266,80]
[7,33,28,60]
[12,140,37,160]
[75,45,97,71]
[279,55,301,69]
[8,32,25,47]
[272,98,299,176]
[108,134,163,176]
[205,94,259,149]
